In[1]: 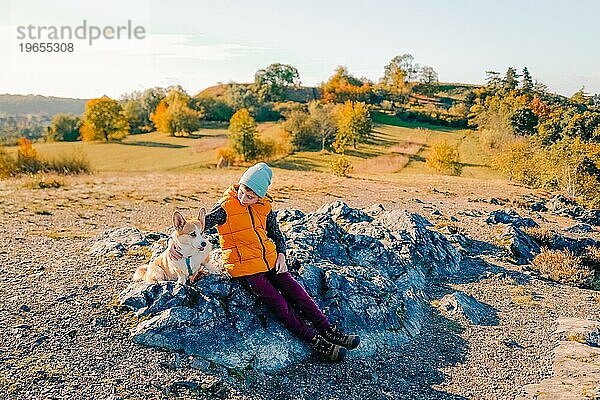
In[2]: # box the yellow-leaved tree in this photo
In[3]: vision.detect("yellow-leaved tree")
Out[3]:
[228,108,259,161]
[333,100,373,152]
[80,96,129,141]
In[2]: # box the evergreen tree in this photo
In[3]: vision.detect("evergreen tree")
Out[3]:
[521,67,533,92]
[504,67,520,91]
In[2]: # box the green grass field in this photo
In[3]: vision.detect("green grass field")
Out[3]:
[7,129,228,172]
[273,112,498,179]
[5,116,498,178]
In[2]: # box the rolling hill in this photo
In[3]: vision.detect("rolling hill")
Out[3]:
[0,94,88,115]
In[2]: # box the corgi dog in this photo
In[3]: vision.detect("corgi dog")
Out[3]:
[133,208,215,284]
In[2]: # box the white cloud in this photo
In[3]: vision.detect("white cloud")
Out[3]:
[0,26,268,97]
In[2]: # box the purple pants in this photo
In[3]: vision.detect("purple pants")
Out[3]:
[244,270,331,342]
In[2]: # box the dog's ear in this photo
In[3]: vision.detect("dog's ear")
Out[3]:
[197,207,206,232]
[172,211,186,232]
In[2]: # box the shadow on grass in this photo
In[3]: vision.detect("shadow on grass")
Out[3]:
[365,132,399,148]
[185,132,228,139]
[458,162,488,168]
[270,157,323,171]
[344,147,385,159]
[373,111,465,133]
[409,154,426,162]
[120,141,187,149]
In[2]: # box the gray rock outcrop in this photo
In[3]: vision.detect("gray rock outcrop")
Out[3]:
[113,201,465,372]
[437,291,499,326]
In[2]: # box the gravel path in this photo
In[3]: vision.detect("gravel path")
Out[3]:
[1,170,599,400]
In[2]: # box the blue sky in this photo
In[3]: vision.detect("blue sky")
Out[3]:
[1,0,599,98]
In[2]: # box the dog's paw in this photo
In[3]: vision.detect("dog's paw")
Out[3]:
[190,269,209,283]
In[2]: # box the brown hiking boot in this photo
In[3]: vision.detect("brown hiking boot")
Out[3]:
[310,334,346,362]
[321,326,360,350]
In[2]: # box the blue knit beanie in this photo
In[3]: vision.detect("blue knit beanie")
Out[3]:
[239,162,272,198]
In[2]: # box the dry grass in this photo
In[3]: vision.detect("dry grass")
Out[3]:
[354,154,409,174]
[426,140,461,176]
[565,332,587,343]
[331,156,353,177]
[531,248,594,287]
[1,144,91,177]
[44,229,94,240]
[522,226,555,247]
[511,286,535,306]
[582,245,600,266]
[389,140,423,155]
[434,220,466,235]
[126,246,153,260]
[22,174,66,189]
[194,137,228,153]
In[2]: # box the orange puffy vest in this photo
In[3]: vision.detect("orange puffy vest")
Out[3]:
[216,184,278,277]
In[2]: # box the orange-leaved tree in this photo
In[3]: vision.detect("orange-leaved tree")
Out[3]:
[150,88,203,135]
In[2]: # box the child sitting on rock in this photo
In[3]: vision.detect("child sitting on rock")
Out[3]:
[168,162,360,362]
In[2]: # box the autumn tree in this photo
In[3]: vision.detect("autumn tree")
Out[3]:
[322,66,372,103]
[254,63,300,102]
[570,88,591,106]
[308,101,338,151]
[333,101,372,152]
[46,113,81,141]
[282,109,315,150]
[530,95,550,118]
[150,88,203,135]
[121,87,167,133]
[381,54,420,89]
[281,101,338,151]
[563,111,600,142]
[80,96,129,141]
[122,99,146,134]
[228,108,259,161]
[418,66,439,96]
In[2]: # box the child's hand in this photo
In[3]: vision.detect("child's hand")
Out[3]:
[275,253,288,274]
[167,239,183,261]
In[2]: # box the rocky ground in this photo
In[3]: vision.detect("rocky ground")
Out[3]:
[1,168,599,400]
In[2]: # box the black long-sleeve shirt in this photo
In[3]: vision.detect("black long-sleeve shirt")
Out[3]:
[205,202,287,254]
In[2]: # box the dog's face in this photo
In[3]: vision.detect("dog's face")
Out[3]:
[172,208,208,252]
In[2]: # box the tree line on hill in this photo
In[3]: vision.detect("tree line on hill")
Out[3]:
[26,56,444,176]
[468,67,600,207]
[1,55,447,144]
[2,55,599,206]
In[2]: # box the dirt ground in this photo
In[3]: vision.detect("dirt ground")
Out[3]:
[1,168,599,399]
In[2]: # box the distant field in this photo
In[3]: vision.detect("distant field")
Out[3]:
[4,116,497,178]
[6,129,228,172]
[273,112,498,180]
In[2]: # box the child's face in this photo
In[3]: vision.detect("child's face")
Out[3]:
[237,184,260,207]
